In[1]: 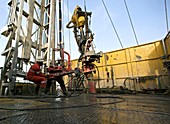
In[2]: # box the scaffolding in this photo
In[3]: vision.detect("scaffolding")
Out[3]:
[0,0,57,95]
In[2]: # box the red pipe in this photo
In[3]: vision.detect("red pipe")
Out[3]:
[63,50,71,70]
[54,48,71,70]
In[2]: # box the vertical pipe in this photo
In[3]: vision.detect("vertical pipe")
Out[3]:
[47,0,55,66]
[52,0,56,65]
[110,66,115,87]
[157,76,162,89]
[67,0,71,58]
[104,53,108,85]
[124,49,130,88]
[59,0,62,49]
[59,0,64,66]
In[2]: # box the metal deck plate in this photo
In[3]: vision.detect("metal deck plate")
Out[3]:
[0,94,170,124]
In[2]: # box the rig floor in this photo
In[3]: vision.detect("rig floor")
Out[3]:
[0,93,170,124]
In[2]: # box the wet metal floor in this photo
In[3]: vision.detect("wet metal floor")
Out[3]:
[0,94,170,124]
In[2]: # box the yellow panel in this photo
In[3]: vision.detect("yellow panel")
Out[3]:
[69,40,167,89]
[165,37,170,55]
[155,41,164,57]
[129,48,135,62]
[127,63,132,77]
[131,59,163,76]
[102,52,110,66]
[146,59,163,75]
[108,50,127,65]
[132,61,149,76]
[101,66,107,79]
[158,59,166,74]
[130,43,158,62]
[125,49,131,62]
[114,64,129,78]
[131,62,138,76]
[115,79,125,86]
[94,65,117,80]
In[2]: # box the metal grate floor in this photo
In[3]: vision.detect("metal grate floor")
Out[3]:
[0,94,170,124]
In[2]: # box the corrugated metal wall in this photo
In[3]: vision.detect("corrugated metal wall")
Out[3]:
[70,35,170,90]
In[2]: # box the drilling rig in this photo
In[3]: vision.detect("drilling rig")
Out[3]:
[0,0,102,96]
[66,5,102,85]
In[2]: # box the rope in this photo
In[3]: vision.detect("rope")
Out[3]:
[67,0,71,57]
[164,0,169,33]
[123,0,139,45]
[101,0,124,48]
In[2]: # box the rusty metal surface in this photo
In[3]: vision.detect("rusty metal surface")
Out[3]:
[0,94,170,124]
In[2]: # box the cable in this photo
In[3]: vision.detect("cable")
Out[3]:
[101,0,124,48]
[0,96,125,112]
[123,0,139,45]
[92,63,102,93]
[67,63,102,96]
[164,0,169,33]
[84,0,87,12]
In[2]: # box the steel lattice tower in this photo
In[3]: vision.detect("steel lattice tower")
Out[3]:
[0,0,57,95]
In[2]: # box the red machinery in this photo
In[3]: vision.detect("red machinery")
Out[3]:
[46,1,74,79]
[46,4,102,94]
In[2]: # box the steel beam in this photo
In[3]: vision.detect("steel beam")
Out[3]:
[9,0,25,95]
[21,0,35,60]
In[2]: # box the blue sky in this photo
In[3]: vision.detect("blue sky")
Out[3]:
[0,0,169,67]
